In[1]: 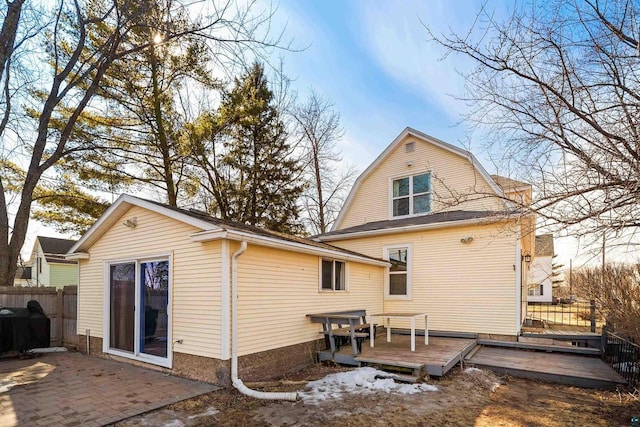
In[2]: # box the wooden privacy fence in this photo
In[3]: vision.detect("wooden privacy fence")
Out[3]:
[0,285,78,348]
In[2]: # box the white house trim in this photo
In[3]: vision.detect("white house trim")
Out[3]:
[331,127,512,231]
[68,194,222,254]
[190,229,390,267]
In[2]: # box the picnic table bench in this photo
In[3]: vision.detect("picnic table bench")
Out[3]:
[306,310,375,356]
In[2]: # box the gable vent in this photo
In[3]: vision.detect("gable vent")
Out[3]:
[405,141,415,153]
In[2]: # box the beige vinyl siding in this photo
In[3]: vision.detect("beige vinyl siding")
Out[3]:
[340,135,505,229]
[77,206,224,359]
[49,264,78,287]
[235,243,385,356]
[330,222,519,336]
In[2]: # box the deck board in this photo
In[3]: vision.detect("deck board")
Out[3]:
[467,346,625,388]
[327,335,478,376]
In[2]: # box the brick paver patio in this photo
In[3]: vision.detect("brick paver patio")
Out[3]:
[0,352,217,426]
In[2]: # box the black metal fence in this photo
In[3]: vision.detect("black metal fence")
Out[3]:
[526,300,598,331]
[601,331,640,387]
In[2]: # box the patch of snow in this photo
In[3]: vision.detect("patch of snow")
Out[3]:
[162,420,185,427]
[464,367,483,374]
[27,347,68,354]
[0,380,18,393]
[187,406,219,419]
[299,367,438,405]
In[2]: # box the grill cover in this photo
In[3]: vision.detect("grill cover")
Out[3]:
[0,301,51,352]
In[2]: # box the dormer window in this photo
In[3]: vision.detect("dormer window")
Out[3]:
[392,173,431,217]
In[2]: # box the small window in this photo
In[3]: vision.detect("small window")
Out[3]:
[392,173,431,217]
[321,259,346,291]
[384,245,411,298]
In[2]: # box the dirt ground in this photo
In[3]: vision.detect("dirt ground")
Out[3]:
[115,364,640,427]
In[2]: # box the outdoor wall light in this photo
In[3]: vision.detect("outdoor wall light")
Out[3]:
[122,218,137,228]
[460,236,474,244]
[522,252,532,263]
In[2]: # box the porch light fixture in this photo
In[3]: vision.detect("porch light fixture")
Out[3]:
[522,252,531,263]
[460,236,474,244]
[122,218,137,228]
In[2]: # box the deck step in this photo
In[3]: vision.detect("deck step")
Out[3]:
[390,373,420,383]
[355,356,424,370]
[478,339,601,355]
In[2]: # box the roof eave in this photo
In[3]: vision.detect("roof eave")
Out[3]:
[190,229,390,267]
[318,216,516,242]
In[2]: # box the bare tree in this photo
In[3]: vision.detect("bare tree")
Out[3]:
[293,90,356,234]
[572,263,640,342]
[0,0,287,286]
[427,0,640,242]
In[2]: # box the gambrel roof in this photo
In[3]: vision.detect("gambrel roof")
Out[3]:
[331,127,510,231]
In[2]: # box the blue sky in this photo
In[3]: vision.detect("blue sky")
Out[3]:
[22,0,603,267]
[274,0,494,170]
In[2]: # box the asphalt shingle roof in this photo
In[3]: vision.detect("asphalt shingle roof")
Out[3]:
[316,210,514,239]
[137,198,387,263]
[38,236,78,264]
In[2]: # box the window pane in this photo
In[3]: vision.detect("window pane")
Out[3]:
[413,194,431,213]
[140,261,169,358]
[334,261,345,290]
[393,198,409,216]
[393,177,409,197]
[389,248,407,272]
[110,263,135,353]
[413,173,430,193]
[389,274,407,295]
[321,260,333,290]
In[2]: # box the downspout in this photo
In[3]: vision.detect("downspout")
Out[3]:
[231,240,298,401]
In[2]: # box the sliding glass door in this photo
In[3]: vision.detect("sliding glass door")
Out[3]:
[140,261,169,358]
[107,258,171,367]
[110,263,135,352]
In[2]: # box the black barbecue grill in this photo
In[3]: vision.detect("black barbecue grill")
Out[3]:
[0,300,50,353]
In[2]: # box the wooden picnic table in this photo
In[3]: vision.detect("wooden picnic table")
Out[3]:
[306,310,371,356]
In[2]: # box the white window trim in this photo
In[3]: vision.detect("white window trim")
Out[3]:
[388,172,433,219]
[382,244,412,299]
[318,258,349,292]
[103,253,173,369]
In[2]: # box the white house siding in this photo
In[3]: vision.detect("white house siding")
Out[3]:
[77,205,224,359]
[339,134,505,229]
[527,255,553,302]
[329,222,520,336]
[50,264,78,287]
[234,242,385,356]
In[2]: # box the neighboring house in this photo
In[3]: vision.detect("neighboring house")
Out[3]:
[12,266,32,287]
[29,236,78,288]
[67,196,387,384]
[316,128,535,337]
[527,234,555,302]
[68,127,535,386]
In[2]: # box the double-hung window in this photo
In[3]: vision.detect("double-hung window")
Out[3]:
[392,173,431,217]
[320,259,346,291]
[384,245,411,298]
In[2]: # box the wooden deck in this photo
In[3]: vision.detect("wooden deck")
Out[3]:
[467,346,626,389]
[318,335,477,377]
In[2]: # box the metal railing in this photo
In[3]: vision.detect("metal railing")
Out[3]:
[526,300,598,331]
[602,331,640,387]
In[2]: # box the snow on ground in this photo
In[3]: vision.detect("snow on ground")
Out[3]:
[299,367,438,405]
[27,347,67,354]
[464,367,483,374]
[187,407,219,419]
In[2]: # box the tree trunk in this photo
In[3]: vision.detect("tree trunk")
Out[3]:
[150,46,177,206]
